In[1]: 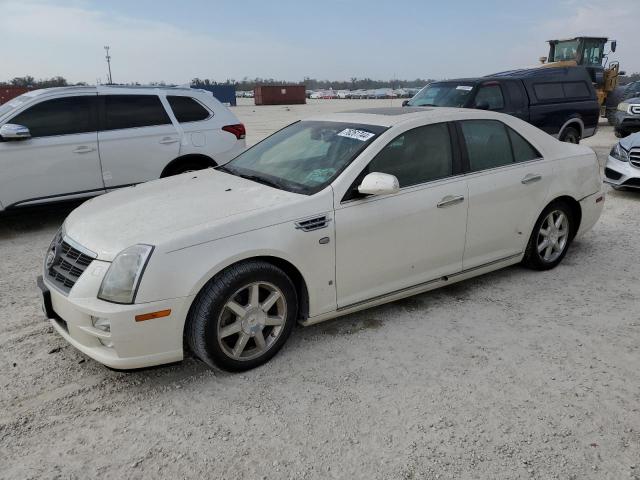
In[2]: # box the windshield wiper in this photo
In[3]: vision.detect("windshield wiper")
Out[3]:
[237,173,286,190]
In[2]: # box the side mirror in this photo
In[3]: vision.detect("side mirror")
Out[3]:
[357,172,400,196]
[0,124,31,140]
[475,101,490,110]
[402,99,409,107]
[611,40,617,53]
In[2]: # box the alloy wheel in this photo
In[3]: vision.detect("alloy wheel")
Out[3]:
[536,210,569,263]
[216,282,287,361]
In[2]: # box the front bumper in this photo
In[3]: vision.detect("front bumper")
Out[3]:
[612,111,640,132]
[603,155,640,189]
[38,273,195,369]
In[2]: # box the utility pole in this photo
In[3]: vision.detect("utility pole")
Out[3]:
[104,46,113,84]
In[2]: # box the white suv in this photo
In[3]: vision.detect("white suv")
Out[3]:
[0,86,246,211]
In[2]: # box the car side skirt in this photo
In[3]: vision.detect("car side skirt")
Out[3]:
[299,252,523,327]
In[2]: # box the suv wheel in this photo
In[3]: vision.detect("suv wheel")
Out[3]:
[559,126,580,144]
[185,261,298,371]
[522,201,574,271]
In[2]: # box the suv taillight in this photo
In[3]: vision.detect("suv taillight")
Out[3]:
[222,124,246,140]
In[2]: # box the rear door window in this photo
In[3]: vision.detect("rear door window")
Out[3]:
[507,127,541,162]
[474,84,505,110]
[167,96,211,123]
[103,95,171,131]
[9,96,97,138]
[460,120,514,171]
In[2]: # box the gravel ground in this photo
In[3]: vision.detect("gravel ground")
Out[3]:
[1,100,638,480]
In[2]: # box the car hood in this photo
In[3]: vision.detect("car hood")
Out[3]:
[63,169,303,261]
[619,131,640,150]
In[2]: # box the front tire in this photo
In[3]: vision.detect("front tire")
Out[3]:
[185,261,298,371]
[522,201,574,270]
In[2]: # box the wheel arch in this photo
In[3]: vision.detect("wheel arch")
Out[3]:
[186,255,310,323]
[160,154,217,178]
[541,195,582,239]
[558,118,584,140]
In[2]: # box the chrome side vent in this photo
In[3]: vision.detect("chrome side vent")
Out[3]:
[295,215,331,232]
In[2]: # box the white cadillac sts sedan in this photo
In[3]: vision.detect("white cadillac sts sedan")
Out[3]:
[38,107,605,371]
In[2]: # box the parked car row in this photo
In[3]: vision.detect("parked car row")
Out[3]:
[0,86,246,211]
[307,88,420,100]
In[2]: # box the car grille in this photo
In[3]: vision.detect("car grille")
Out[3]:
[45,232,96,294]
[630,148,640,168]
[630,104,640,115]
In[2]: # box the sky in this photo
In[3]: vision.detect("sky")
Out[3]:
[1,0,638,85]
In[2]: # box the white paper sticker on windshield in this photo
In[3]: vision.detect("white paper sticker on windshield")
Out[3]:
[456,85,473,91]
[337,128,375,142]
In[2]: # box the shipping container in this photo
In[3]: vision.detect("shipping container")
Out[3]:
[0,86,31,105]
[195,85,237,106]
[254,85,306,105]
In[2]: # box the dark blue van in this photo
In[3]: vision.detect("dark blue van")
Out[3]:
[404,67,600,144]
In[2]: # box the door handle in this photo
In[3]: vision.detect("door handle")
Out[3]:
[521,174,542,185]
[437,195,465,208]
[159,137,179,145]
[72,146,96,154]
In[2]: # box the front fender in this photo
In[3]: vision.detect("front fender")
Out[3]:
[135,220,337,318]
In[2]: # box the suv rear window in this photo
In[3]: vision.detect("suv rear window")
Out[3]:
[167,96,210,123]
[534,83,565,101]
[103,95,171,131]
[534,81,591,101]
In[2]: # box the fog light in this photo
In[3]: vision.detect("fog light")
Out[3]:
[91,316,111,333]
[98,337,114,348]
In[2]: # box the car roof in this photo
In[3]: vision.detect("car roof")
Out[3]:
[17,85,205,97]
[305,107,506,127]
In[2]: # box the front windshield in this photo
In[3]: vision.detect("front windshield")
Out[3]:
[407,83,475,107]
[222,120,386,195]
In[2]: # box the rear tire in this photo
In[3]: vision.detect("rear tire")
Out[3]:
[185,261,298,372]
[559,126,580,144]
[163,160,213,177]
[522,201,574,271]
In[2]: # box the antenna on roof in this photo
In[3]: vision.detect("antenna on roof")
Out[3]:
[104,46,113,85]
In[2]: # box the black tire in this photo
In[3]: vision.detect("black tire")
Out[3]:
[614,128,629,139]
[522,200,575,271]
[185,260,298,371]
[559,126,580,144]
[163,160,212,177]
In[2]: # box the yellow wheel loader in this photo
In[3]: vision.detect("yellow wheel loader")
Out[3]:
[539,37,623,113]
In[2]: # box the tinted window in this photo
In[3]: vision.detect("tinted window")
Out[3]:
[10,96,96,138]
[167,96,210,123]
[506,81,526,109]
[103,95,171,131]
[368,123,453,187]
[507,127,541,162]
[534,83,565,101]
[461,120,513,171]
[562,82,590,99]
[474,85,504,110]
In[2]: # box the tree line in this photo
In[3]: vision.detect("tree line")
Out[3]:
[4,72,640,90]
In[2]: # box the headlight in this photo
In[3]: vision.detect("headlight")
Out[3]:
[98,244,154,304]
[610,143,629,162]
[618,102,630,113]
